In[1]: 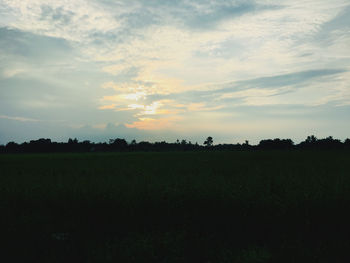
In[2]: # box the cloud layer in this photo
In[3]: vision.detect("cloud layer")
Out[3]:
[0,0,349,144]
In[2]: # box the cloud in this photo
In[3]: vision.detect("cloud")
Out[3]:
[102,68,348,128]
[0,27,73,62]
[186,102,224,112]
[0,0,121,42]
[102,64,136,76]
[126,116,182,130]
[40,5,74,26]
[0,114,41,122]
[316,4,350,43]
[98,104,117,110]
[2,68,25,78]
[221,69,348,91]
[183,1,281,30]
[216,69,350,106]
[139,67,349,112]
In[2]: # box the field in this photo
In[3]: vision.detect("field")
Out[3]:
[1,150,350,262]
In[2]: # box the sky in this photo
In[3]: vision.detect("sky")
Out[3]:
[0,0,349,145]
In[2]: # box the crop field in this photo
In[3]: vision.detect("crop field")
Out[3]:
[1,150,350,262]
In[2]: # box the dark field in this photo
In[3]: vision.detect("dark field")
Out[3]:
[1,151,350,262]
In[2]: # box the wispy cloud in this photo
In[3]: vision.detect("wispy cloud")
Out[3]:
[0,114,41,122]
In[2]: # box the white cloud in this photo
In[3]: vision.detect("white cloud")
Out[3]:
[0,0,121,42]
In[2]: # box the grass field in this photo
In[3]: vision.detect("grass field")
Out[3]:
[1,150,350,262]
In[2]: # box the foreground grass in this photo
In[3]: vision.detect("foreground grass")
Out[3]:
[1,150,350,262]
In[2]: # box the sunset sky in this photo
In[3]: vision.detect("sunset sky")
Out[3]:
[0,0,349,144]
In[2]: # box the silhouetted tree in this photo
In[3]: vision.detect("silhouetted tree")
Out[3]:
[109,138,128,151]
[204,136,213,147]
[299,135,318,149]
[317,136,342,149]
[138,141,152,151]
[68,138,78,144]
[27,138,52,152]
[345,138,350,149]
[306,135,317,143]
[241,140,253,150]
[298,135,345,150]
[259,138,294,150]
[66,138,79,152]
[6,141,19,153]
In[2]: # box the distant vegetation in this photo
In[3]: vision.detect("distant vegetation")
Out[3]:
[1,135,350,153]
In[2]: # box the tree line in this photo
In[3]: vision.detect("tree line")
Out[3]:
[0,135,349,153]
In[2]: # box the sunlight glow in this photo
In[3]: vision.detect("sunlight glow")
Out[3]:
[123,91,147,101]
[126,116,182,130]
